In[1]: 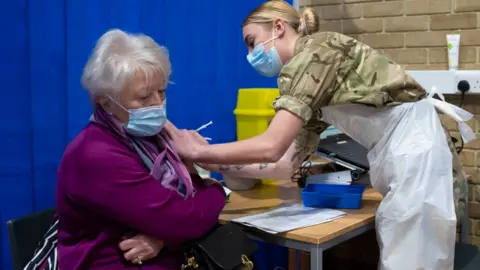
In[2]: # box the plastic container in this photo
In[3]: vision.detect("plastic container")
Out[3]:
[233,88,279,140]
[233,88,279,185]
[301,184,367,209]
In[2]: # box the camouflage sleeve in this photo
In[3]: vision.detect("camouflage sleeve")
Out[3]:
[273,44,342,124]
[293,127,323,163]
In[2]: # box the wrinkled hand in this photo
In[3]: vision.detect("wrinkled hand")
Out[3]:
[164,121,209,161]
[191,136,214,171]
[192,131,210,145]
[119,234,164,265]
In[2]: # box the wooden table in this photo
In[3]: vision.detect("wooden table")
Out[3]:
[219,181,382,270]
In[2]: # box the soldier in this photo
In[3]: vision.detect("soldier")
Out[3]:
[165,1,475,269]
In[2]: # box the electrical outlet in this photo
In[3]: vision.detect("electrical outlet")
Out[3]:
[455,70,480,93]
[408,70,480,94]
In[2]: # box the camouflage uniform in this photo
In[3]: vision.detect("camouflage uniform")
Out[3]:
[273,31,468,223]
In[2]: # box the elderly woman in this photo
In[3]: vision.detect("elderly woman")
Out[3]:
[55,29,226,269]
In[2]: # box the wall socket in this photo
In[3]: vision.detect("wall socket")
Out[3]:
[408,70,480,94]
[455,70,480,93]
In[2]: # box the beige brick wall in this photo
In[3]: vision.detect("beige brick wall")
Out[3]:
[301,0,480,246]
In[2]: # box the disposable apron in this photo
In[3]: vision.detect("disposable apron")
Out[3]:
[319,94,475,270]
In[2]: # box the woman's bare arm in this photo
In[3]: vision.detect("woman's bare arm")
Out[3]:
[164,119,314,180]
[165,110,305,164]
[200,142,312,180]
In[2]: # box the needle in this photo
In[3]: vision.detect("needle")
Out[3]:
[195,121,213,132]
[195,121,213,141]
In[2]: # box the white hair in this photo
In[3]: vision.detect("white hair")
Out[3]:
[81,29,171,98]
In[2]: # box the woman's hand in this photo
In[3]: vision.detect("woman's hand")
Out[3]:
[164,122,204,160]
[165,121,211,171]
[119,234,164,265]
[191,131,210,145]
[182,130,211,168]
[188,132,213,170]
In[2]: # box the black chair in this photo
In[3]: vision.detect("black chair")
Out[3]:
[454,199,480,270]
[455,242,480,270]
[7,208,56,270]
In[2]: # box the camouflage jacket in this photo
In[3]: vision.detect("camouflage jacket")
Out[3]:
[273,31,467,222]
[273,31,427,153]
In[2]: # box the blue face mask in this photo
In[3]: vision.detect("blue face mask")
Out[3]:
[247,34,282,77]
[108,96,167,137]
[124,104,167,137]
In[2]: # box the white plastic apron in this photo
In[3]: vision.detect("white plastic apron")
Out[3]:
[320,95,475,270]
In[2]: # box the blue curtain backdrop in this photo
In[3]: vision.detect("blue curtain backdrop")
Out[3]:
[0,0,292,269]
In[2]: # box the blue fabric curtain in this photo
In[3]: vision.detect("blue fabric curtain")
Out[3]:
[0,1,291,269]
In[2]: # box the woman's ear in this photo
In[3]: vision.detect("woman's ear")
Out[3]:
[273,18,286,37]
[98,95,118,116]
[97,95,110,110]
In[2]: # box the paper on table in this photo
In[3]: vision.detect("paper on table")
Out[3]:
[232,204,345,234]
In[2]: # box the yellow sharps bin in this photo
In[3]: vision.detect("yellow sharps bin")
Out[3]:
[233,88,280,184]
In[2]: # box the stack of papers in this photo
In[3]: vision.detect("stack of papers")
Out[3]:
[231,204,345,234]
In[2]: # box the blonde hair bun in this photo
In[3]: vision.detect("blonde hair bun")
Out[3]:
[298,7,320,35]
[243,1,320,37]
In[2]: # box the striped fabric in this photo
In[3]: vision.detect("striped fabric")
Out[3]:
[24,217,59,270]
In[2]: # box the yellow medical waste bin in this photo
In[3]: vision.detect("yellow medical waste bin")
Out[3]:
[233,88,280,184]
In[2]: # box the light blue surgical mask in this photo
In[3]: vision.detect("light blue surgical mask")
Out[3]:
[246,32,282,77]
[107,96,167,137]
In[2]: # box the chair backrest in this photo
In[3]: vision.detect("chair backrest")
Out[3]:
[7,208,56,270]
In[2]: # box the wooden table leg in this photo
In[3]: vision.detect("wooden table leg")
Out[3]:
[288,248,296,270]
[300,251,310,270]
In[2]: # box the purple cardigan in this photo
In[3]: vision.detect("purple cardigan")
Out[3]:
[56,123,226,269]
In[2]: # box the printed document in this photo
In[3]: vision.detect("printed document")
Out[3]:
[232,204,345,234]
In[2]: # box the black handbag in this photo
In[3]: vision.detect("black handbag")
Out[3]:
[181,223,258,270]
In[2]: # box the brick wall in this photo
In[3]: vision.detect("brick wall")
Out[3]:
[300,0,480,246]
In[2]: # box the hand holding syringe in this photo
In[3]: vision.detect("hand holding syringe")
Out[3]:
[195,121,213,141]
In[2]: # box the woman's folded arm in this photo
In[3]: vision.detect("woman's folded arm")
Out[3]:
[69,145,226,247]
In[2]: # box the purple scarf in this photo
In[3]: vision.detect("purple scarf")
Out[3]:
[92,106,195,198]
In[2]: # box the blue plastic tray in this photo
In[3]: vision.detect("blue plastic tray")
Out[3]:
[301,184,367,209]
